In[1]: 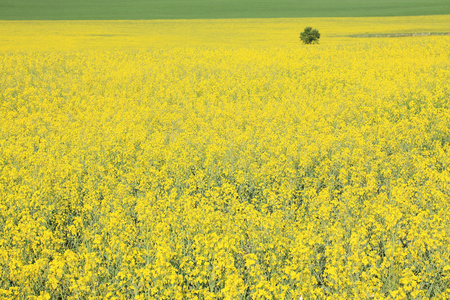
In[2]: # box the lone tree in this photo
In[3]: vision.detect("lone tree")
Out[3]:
[300,27,320,44]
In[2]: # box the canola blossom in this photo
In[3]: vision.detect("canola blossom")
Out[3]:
[1,16,450,299]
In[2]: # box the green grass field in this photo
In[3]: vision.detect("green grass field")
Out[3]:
[1,0,450,20]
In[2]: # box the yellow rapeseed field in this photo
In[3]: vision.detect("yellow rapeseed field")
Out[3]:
[1,15,450,299]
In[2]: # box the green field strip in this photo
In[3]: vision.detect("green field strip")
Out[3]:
[1,0,450,20]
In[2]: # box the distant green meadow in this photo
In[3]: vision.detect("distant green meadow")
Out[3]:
[1,0,450,20]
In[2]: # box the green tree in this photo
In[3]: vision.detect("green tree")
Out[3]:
[300,27,320,44]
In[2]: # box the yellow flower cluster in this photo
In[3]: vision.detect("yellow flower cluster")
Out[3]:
[1,18,450,299]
